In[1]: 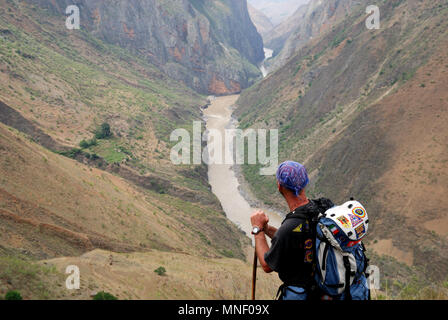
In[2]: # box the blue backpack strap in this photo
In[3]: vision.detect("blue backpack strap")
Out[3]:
[342,256,353,301]
[360,242,371,300]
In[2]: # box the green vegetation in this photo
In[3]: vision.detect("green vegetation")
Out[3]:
[0,254,63,300]
[60,148,83,159]
[154,266,167,276]
[79,138,97,149]
[92,291,118,300]
[89,139,130,164]
[5,290,23,300]
[95,123,112,140]
[219,249,235,258]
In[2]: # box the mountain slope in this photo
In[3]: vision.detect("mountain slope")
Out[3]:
[0,0,222,207]
[0,0,267,299]
[42,249,281,300]
[265,0,361,70]
[262,3,308,55]
[32,0,264,95]
[236,0,448,292]
[248,3,274,39]
[0,121,246,260]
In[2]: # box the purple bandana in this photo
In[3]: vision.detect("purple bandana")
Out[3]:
[276,161,309,196]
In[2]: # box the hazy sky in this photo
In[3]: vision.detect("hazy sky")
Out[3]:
[248,0,311,26]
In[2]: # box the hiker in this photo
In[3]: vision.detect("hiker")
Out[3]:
[250,161,334,300]
[251,160,371,300]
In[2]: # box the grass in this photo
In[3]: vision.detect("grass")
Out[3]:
[4,290,22,300]
[0,254,64,300]
[89,139,129,164]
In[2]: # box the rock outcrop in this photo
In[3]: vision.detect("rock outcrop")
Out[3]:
[33,0,264,95]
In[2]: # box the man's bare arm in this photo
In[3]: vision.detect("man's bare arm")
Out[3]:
[250,210,274,273]
[264,224,278,239]
[254,232,273,273]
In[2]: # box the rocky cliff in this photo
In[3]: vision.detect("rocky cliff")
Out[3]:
[33,0,264,95]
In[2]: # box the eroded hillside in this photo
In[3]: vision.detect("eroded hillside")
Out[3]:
[236,0,448,295]
[0,0,277,299]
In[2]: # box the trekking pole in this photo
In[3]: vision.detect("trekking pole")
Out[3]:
[251,246,257,300]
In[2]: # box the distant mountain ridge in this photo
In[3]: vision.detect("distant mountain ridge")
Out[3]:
[247,3,274,39]
[248,0,310,26]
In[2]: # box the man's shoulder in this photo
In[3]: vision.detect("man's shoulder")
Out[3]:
[311,197,334,212]
[279,210,312,234]
[275,219,305,241]
[280,198,334,231]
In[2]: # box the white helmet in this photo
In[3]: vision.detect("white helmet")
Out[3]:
[323,200,368,241]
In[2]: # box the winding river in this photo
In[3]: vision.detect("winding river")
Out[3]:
[204,96,282,238]
[203,48,282,238]
[203,49,281,237]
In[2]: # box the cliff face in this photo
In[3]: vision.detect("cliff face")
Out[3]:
[33,0,264,95]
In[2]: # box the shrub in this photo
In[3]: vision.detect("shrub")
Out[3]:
[61,148,82,159]
[5,290,22,300]
[79,140,89,149]
[79,138,97,149]
[220,249,234,258]
[154,266,166,276]
[95,123,112,139]
[92,291,118,300]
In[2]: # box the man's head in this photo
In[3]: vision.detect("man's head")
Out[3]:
[276,161,309,200]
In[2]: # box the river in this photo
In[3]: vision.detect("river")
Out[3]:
[203,48,281,238]
[203,96,282,238]
[260,48,273,78]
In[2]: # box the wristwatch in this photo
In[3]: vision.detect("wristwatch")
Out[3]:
[251,226,264,235]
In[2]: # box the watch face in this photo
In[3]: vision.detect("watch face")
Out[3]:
[252,227,260,234]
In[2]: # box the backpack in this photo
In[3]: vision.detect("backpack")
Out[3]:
[314,200,370,300]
